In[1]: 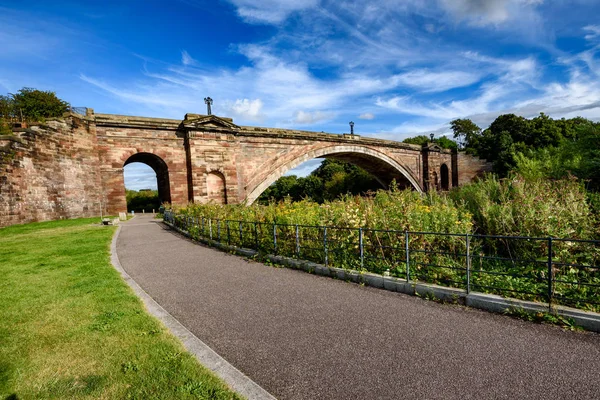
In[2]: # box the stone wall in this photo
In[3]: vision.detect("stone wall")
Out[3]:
[455,152,493,186]
[0,117,103,227]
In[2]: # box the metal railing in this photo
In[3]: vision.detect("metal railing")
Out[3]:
[68,106,88,116]
[164,211,600,313]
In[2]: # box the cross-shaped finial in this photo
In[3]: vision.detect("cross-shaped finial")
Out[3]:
[349,121,355,135]
[204,97,213,115]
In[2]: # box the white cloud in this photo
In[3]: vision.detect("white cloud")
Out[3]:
[228,0,318,24]
[583,25,600,41]
[359,113,375,120]
[293,110,335,124]
[228,98,264,120]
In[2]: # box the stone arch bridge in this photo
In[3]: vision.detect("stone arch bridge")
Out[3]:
[96,112,490,214]
[0,110,491,226]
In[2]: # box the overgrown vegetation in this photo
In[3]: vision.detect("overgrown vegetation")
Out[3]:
[126,189,161,212]
[0,218,241,399]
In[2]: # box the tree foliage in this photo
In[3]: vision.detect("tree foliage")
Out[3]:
[402,135,458,150]
[452,113,598,179]
[126,189,160,212]
[0,87,69,122]
[257,159,382,204]
[450,118,481,151]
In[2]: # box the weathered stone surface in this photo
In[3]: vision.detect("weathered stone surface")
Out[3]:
[0,111,492,227]
[0,117,103,227]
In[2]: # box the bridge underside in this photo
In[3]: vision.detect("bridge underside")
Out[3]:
[324,153,414,190]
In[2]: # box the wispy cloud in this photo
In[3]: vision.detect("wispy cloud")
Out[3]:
[181,50,198,66]
[438,0,543,26]
[228,0,318,24]
[76,0,600,137]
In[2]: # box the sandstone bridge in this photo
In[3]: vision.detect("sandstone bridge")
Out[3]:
[0,110,490,225]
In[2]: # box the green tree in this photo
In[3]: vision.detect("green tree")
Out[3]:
[11,87,69,121]
[126,189,160,212]
[402,135,458,150]
[0,95,14,120]
[450,118,481,151]
[257,159,382,204]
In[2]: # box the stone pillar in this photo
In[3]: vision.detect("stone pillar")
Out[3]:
[451,149,459,188]
[101,167,126,214]
[421,145,430,192]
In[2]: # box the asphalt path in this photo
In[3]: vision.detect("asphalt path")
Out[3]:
[116,215,600,399]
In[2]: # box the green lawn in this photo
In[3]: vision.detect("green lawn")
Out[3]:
[0,218,242,399]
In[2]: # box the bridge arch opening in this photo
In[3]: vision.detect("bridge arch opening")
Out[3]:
[123,152,171,209]
[246,145,423,204]
[440,164,449,191]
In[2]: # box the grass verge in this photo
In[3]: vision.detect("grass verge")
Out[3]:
[0,218,242,399]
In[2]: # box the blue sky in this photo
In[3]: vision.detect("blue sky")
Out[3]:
[2,0,600,190]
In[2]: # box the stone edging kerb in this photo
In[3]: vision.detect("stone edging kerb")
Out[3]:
[110,223,277,400]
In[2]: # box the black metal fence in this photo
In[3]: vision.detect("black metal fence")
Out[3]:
[68,106,88,116]
[164,211,600,313]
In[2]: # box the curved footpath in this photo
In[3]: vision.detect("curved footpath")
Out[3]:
[116,215,600,400]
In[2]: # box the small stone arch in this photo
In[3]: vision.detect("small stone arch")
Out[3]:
[206,170,227,204]
[440,164,449,191]
[245,145,423,204]
[123,152,171,204]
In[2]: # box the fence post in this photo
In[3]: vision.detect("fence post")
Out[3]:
[295,225,300,257]
[359,228,364,270]
[323,226,328,267]
[217,220,221,242]
[405,231,410,282]
[209,219,213,240]
[239,222,243,245]
[226,220,231,245]
[466,233,471,294]
[254,222,259,250]
[273,223,277,255]
[548,237,553,313]
[202,217,205,235]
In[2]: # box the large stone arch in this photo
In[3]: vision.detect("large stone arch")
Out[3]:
[245,145,423,204]
[123,152,172,204]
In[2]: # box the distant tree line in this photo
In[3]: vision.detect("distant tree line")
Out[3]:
[126,189,160,212]
[257,159,382,204]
